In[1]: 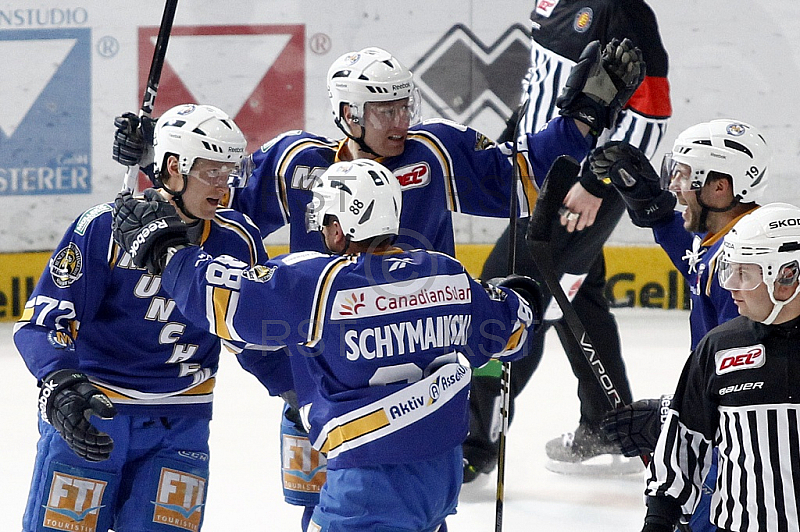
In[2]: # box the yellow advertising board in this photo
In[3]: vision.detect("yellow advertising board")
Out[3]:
[0,245,688,322]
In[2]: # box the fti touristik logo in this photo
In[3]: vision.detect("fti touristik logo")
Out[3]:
[43,472,107,531]
[151,467,206,531]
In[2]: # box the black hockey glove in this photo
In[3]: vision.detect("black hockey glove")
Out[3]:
[497,274,544,334]
[600,395,672,457]
[590,142,676,228]
[39,369,117,462]
[556,38,645,136]
[112,189,191,275]
[113,112,156,181]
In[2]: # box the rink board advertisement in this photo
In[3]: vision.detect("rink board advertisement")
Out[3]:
[0,246,687,321]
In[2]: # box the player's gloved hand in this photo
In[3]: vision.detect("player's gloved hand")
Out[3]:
[112,188,191,275]
[39,369,117,462]
[496,274,544,334]
[590,141,676,227]
[600,395,672,456]
[641,522,674,532]
[557,38,645,136]
[113,112,156,181]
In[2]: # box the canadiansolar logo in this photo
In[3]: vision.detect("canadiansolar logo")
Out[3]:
[0,28,91,196]
[411,24,530,130]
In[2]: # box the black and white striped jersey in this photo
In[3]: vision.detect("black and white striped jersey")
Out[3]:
[646,315,800,532]
[522,0,671,158]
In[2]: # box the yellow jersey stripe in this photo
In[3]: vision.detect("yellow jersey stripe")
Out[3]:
[212,287,234,340]
[320,408,391,454]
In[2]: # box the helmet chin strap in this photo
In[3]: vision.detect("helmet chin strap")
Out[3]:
[762,286,800,325]
[161,174,201,222]
[334,117,383,159]
[695,189,739,233]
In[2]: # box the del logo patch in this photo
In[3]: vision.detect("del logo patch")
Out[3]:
[43,472,107,531]
[151,468,206,531]
[715,344,766,375]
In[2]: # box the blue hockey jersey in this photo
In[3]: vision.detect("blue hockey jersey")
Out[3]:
[229,117,591,255]
[13,203,270,418]
[653,208,757,348]
[160,246,534,468]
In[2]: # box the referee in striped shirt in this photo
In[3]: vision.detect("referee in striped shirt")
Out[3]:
[643,202,800,532]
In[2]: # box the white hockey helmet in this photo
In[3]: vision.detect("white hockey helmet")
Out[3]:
[306,159,402,243]
[153,104,247,176]
[661,119,771,203]
[327,47,420,132]
[719,203,800,324]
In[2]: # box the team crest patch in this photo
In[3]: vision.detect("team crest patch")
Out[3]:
[47,330,76,351]
[43,470,108,531]
[573,8,593,33]
[50,242,83,288]
[474,133,495,151]
[152,467,206,531]
[726,123,747,136]
[242,264,277,283]
[715,344,765,375]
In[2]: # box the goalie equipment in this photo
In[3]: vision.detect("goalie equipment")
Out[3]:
[112,189,191,275]
[599,396,672,457]
[589,141,676,227]
[39,369,117,462]
[556,38,645,136]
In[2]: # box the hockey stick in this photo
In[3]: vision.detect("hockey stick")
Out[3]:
[525,154,649,466]
[121,0,179,192]
[495,95,531,532]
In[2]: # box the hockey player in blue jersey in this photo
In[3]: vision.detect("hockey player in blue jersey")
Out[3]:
[14,104,282,532]
[592,119,771,532]
[111,158,543,532]
[112,42,645,528]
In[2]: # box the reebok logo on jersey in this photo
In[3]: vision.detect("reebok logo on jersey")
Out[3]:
[394,162,431,189]
[43,472,107,531]
[715,344,765,375]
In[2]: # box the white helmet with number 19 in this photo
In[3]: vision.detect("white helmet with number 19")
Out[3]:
[153,104,247,177]
[306,159,402,244]
[661,119,771,203]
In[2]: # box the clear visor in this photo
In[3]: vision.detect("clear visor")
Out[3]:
[359,89,421,130]
[186,161,240,188]
[718,258,764,291]
[227,154,256,189]
[660,154,701,193]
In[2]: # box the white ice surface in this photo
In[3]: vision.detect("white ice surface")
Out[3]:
[0,308,690,531]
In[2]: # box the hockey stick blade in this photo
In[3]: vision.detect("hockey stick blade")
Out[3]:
[525,156,648,466]
[122,0,179,192]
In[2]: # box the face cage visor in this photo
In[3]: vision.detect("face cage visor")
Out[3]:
[718,258,764,291]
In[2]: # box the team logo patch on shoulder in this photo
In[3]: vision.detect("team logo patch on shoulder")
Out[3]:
[474,133,495,151]
[242,265,277,283]
[50,242,83,288]
[573,8,593,33]
[48,330,76,351]
[715,344,765,375]
[74,204,112,236]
